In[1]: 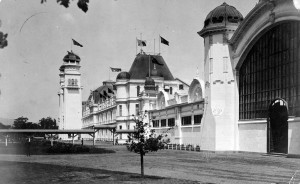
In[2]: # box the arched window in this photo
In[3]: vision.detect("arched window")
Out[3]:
[239,21,300,120]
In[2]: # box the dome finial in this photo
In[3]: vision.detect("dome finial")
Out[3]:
[196,67,199,78]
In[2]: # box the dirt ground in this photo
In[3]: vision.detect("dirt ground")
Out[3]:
[0,141,299,184]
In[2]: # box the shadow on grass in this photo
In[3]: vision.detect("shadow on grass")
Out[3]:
[0,161,200,184]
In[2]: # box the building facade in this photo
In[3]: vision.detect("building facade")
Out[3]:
[82,0,300,155]
[58,51,83,139]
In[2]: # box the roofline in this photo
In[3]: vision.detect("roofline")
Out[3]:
[0,129,95,134]
[174,78,190,87]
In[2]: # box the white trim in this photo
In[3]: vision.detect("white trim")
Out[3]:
[238,119,267,125]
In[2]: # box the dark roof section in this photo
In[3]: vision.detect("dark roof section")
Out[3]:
[63,51,81,62]
[204,2,243,28]
[116,71,131,80]
[128,54,174,80]
[88,85,115,104]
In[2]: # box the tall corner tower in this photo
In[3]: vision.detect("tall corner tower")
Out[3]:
[197,3,243,151]
[58,51,82,130]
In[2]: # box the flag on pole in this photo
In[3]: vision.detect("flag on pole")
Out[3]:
[110,67,122,72]
[72,39,83,47]
[137,39,147,46]
[152,57,164,66]
[160,36,169,46]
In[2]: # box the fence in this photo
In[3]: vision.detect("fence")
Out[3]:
[165,144,201,152]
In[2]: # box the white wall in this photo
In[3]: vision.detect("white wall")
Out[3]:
[288,118,300,155]
[238,121,267,153]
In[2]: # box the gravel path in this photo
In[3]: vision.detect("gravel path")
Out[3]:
[0,142,299,183]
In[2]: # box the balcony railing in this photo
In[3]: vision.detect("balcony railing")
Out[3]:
[83,97,116,117]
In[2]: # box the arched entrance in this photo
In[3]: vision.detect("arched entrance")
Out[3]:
[267,98,288,154]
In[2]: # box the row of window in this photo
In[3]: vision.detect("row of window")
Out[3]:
[152,115,203,127]
[118,104,139,116]
[68,78,78,86]
[137,85,184,96]
[152,118,175,127]
[97,111,114,123]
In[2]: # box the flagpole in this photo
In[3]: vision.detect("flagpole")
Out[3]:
[159,35,161,55]
[149,55,150,77]
[109,67,110,80]
[140,33,142,53]
[136,37,137,55]
[154,39,155,54]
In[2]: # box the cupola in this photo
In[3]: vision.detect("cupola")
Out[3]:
[198,2,243,37]
[116,71,131,80]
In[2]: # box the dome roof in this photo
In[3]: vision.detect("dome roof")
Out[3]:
[116,71,131,80]
[204,2,243,28]
[63,51,81,62]
[128,54,174,80]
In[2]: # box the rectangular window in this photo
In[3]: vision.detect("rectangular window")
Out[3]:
[194,115,202,124]
[161,119,167,127]
[119,125,122,130]
[170,87,173,94]
[223,57,228,73]
[179,84,184,90]
[119,105,122,116]
[181,116,192,126]
[152,120,159,127]
[135,104,139,115]
[168,118,175,127]
[137,86,140,97]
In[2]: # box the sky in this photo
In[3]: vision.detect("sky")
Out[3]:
[0,0,257,122]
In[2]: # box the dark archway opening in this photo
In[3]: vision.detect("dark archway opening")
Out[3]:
[267,99,288,154]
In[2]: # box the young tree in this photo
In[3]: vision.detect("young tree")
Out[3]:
[127,113,170,177]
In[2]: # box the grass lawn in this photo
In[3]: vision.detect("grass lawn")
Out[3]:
[0,161,199,184]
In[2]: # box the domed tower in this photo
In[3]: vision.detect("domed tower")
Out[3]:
[198,3,243,151]
[58,51,83,133]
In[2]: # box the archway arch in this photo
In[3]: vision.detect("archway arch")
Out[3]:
[188,79,205,103]
[267,98,288,154]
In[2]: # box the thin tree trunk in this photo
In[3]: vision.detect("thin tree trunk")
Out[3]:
[140,152,144,177]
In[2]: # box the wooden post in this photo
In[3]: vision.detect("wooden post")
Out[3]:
[50,134,53,147]
[112,129,115,145]
[5,135,8,147]
[72,134,74,145]
[93,133,95,146]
